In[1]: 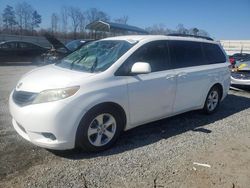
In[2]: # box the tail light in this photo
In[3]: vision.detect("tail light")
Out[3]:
[229,57,236,65]
[229,56,236,70]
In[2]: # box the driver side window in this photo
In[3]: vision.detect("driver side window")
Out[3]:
[1,42,16,49]
[115,40,170,75]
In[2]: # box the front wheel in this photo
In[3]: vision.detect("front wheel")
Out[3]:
[203,86,221,114]
[76,106,124,152]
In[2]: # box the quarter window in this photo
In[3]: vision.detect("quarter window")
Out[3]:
[203,43,226,64]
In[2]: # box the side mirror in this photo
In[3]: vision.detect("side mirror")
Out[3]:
[131,62,151,74]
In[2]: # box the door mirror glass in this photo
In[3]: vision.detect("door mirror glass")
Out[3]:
[131,62,151,74]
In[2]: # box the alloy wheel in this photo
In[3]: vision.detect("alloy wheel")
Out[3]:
[87,113,117,147]
[207,90,219,112]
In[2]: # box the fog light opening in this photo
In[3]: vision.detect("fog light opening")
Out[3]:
[17,122,26,133]
[42,133,56,141]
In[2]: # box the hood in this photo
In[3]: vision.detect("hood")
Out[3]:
[44,34,70,52]
[16,65,94,93]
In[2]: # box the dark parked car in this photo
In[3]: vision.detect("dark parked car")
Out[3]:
[0,41,47,64]
[43,34,94,63]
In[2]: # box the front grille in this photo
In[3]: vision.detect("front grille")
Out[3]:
[12,90,38,106]
[231,71,250,80]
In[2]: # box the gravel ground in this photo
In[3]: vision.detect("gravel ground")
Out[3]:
[0,65,250,188]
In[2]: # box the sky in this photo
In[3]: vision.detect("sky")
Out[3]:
[0,0,250,40]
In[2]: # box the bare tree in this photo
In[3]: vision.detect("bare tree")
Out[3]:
[114,16,128,24]
[79,11,85,34]
[197,29,209,37]
[67,7,82,39]
[15,3,24,32]
[86,8,109,24]
[15,2,34,33]
[2,5,17,32]
[31,10,42,34]
[193,28,199,35]
[61,6,68,34]
[146,24,172,35]
[51,13,59,34]
[176,24,188,34]
[0,16,2,32]
[145,23,210,38]
[188,27,199,36]
[187,27,209,37]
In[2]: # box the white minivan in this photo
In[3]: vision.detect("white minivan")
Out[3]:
[9,35,230,151]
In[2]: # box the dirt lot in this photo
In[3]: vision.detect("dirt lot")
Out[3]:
[0,65,250,188]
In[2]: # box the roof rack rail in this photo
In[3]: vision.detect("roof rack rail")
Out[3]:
[167,34,213,41]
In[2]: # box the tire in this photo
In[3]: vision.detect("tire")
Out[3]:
[76,105,124,152]
[203,86,221,114]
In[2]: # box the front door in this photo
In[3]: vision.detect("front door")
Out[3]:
[122,41,177,126]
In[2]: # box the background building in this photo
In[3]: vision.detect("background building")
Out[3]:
[220,40,250,55]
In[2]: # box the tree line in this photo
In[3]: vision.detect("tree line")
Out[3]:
[0,1,210,40]
[0,2,130,39]
[146,24,209,37]
[1,2,42,35]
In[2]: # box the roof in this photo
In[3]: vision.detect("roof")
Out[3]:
[85,21,148,34]
[101,35,219,44]
[167,33,213,41]
[0,40,44,47]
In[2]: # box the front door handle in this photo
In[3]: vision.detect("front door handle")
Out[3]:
[166,74,176,79]
[178,72,187,77]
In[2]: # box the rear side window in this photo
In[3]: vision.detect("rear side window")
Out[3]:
[203,43,226,64]
[169,41,205,68]
[19,42,29,48]
[19,42,39,49]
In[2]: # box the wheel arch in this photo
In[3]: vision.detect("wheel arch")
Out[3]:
[78,101,127,131]
[92,102,127,128]
[212,83,223,100]
[74,101,127,150]
[201,82,224,109]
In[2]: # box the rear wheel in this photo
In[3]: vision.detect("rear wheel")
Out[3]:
[203,86,221,114]
[76,105,124,152]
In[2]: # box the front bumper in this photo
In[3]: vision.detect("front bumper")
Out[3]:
[9,91,83,150]
[231,76,250,86]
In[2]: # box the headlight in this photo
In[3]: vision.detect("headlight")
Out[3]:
[33,86,80,104]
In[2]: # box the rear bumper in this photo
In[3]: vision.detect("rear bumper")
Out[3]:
[231,76,250,86]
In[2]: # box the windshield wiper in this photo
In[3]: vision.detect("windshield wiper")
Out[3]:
[90,57,98,73]
[70,52,88,70]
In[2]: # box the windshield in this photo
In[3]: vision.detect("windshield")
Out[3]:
[56,40,134,72]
